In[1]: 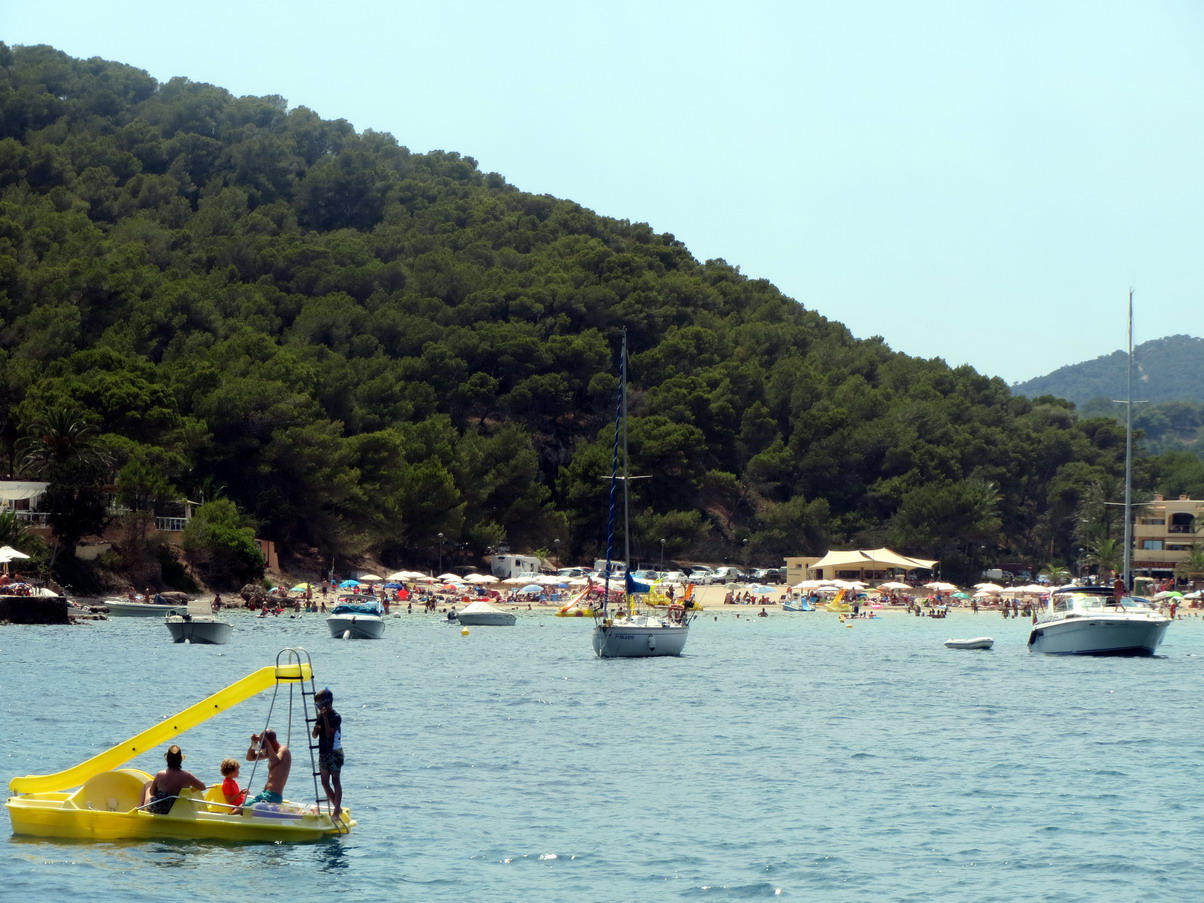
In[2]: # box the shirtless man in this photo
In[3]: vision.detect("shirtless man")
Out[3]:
[244,728,291,805]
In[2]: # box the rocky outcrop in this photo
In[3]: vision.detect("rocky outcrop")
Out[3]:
[0,595,69,625]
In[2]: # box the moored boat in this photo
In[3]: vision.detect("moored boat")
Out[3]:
[165,613,233,645]
[326,597,385,639]
[592,330,694,658]
[1027,586,1169,656]
[944,636,994,650]
[104,597,188,617]
[454,599,516,626]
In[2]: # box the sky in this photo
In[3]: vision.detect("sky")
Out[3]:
[7,1,1204,385]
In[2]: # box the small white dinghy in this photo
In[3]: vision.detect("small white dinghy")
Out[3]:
[944,637,994,650]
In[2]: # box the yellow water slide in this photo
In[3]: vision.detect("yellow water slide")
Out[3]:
[10,662,311,794]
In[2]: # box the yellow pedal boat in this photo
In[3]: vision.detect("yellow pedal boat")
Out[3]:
[7,648,354,842]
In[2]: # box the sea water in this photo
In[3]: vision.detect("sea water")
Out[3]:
[3,608,1203,902]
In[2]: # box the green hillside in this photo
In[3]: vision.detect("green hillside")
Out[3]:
[1012,334,1204,406]
[3,43,1204,588]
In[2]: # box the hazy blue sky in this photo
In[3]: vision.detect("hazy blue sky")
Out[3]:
[8,1,1203,384]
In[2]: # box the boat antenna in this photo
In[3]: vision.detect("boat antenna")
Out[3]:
[1123,288,1134,592]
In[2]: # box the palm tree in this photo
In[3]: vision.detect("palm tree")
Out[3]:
[1039,563,1071,585]
[1175,545,1204,586]
[15,407,109,477]
[1085,538,1123,578]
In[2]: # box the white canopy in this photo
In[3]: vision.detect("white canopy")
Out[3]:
[458,600,509,615]
[807,548,937,572]
[0,546,31,563]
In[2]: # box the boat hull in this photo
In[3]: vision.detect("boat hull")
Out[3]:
[165,617,232,644]
[1027,616,1169,656]
[104,600,188,617]
[326,615,385,639]
[592,623,689,657]
[945,637,994,650]
[6,794,348,842]
[456,612,516,626]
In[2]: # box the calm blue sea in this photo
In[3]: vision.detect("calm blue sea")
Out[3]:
[3,608,1203,902]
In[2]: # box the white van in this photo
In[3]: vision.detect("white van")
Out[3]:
[712,566,746,584]
[592,558,627,579]
[490,554,541,580]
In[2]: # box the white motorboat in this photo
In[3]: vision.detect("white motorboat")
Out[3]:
[1027,586,1169,656]
[944,636,994,650]
[104,597,188,617]
[592,329,694,658]
[165,614,233,645]
[454,600,516,626]
[326,598,385,639]
[1026,296,1171,658]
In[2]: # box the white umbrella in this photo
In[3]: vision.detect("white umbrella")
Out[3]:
[436,573,463,582]
[463,573,498,584]
[878,581,911,590]
[358,573,383,582]
[924,581,959,591]
[0,545,31,563]
[974,582,1004,592]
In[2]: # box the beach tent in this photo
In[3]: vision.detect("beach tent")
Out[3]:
[807,548,937,581]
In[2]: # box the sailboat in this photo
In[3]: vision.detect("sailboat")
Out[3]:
[592,330,693,658]
[1027,291,1171,655]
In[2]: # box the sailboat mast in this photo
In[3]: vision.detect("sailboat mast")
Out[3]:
[621,332,631,577]
[1123,289,1134,591]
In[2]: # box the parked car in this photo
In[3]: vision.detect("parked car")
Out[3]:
[712,566,747,584]
[555,567,591,579]
[687,566,716,584]
[660,570,688,584]
[752,568,785,584]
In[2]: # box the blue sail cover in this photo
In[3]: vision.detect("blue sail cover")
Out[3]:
[625,573,652,595]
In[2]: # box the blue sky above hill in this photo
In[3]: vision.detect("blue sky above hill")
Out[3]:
[9,1,1204,384]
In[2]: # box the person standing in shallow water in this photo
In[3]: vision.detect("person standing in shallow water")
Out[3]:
[312,688,344,820]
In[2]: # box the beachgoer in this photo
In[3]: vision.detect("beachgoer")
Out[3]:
[312,688,345,820]
[244,728,291,804]
[1113,576,1125,601]
[141,744,206,814]
[219,757,247,807]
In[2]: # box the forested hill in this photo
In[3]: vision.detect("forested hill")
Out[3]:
[1012,335,1204,407]
[4,43,1200,587]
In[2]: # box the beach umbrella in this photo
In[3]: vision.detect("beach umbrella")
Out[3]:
[290,583,314,592]
[878,581,911,591]
[0,545,31,563]
[338,579,360,588]
[463,573,498,584]
[383,581,402,589]
[1153,590,1183,600]
[518,584,543,594]
[974,582,1004,591]
[437,573,463,582]
[358,574,383,582]
[924,581,958,591]
[952,591,971,599]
